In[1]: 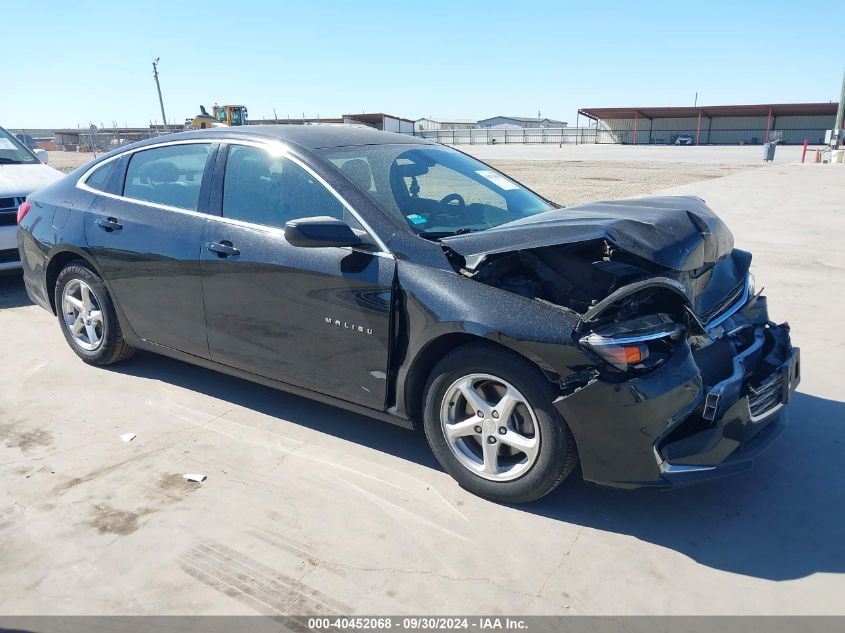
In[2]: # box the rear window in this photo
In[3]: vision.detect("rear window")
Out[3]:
[123,144,211,211]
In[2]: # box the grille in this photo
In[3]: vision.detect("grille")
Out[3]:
[0,212,16,227]
[0,248,20,264]
[701,278,747,325]
[747,372,783,418]
[692,336,736,386]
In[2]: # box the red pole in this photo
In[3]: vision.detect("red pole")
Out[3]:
[696,109,702,145]
[633,111,638,145]
[765,106,772,144]
[801,139,808,163]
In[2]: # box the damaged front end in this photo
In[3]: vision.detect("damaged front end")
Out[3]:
[442,196,800,487]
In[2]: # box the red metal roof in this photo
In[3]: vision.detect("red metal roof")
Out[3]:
[579,102,837,120]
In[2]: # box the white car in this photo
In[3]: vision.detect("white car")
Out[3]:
[674,134,695,145]
[1,126,63,271]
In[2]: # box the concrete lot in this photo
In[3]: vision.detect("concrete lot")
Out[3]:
[1,160,843,615]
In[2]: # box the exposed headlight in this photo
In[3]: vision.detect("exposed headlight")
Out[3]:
[580,314,685,372]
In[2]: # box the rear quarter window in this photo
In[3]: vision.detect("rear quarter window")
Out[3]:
[84,160,118,192]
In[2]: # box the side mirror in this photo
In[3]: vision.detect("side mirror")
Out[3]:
[34,148,48,164]
[284,216,363,248]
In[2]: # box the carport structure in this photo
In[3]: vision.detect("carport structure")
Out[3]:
[577,102,837,145]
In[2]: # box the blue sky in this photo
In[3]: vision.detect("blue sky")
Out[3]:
[4,0,843,128]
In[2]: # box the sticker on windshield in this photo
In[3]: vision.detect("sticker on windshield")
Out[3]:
[475,169,520,191]
[0,138,18,150]
[407,214,428,225]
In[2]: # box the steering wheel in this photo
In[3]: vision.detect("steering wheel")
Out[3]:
[432,194,467,226]
[438,193,466,211]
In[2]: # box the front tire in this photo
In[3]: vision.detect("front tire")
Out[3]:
[422,343,578,503]
[55,261,134,366]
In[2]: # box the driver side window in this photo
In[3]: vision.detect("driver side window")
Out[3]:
[222,145,347,230]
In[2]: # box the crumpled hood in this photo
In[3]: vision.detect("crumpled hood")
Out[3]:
[0,164,64,198]
[441,195,734,272]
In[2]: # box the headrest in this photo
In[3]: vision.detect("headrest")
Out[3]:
[143,161,180,184]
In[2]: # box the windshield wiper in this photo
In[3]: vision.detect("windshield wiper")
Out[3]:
[0,157,28,165]
[418,227,476,240]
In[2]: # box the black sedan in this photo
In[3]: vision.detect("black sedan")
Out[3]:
[17,126,800,502]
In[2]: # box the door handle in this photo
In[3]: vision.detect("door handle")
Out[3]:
[95,217,122,232]
[206,241,240,258]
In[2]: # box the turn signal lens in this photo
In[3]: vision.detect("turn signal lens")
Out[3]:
[17,201,32,224]
[602,344,648,366]
[588,343,649,370]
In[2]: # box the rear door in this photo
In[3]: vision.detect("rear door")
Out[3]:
[200,142,395,409]
[84,141,216,358]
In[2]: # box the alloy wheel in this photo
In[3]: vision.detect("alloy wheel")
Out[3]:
[62,278,104,351]
[440,373,540,482]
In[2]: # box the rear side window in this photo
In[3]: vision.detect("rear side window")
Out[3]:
[222,144,345,229]
[85,160,118,192]
[123,144,211,211]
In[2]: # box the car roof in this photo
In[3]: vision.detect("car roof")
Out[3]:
[164,124,436,151]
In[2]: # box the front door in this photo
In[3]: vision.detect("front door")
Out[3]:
[200,143,395,410]
[84,142,215,358]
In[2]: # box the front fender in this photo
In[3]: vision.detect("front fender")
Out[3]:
[391,261,590,421]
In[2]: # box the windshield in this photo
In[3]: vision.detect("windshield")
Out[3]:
[0,127,38,165]
[317,144,554,237]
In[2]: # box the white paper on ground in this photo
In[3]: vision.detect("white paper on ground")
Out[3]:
[183,473,207,483]
[120,433,136,442]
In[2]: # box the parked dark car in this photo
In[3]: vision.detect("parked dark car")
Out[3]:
[17,126,799,502]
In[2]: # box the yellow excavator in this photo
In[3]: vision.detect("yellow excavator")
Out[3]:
[187,104,248,129]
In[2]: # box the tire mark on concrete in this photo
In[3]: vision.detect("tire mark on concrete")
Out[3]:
[178,539,352,615]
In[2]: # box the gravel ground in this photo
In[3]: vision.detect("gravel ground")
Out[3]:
[46,151,96,174]
[487,160,756,206]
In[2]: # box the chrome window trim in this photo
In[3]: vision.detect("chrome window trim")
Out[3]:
[75,137,394,258]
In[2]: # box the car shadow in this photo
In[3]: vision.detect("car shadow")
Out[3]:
[108,350,441,470]
[0,272,33,309]
[532,390,845,581]
[107,349,845,582]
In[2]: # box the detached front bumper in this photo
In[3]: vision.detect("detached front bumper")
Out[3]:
[555,299,800,488]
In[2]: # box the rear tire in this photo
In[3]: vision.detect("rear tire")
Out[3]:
[55,260,134,366]
[422,343,578,503]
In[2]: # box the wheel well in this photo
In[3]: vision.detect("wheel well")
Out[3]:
[403,333,544,427]
[45,252,88,314]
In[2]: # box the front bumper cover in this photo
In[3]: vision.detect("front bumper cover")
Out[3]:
[555,298,800,488]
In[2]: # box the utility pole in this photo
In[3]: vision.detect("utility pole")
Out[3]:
[836,69,845,131]
[152,58,168,129]
[694,91,698,107]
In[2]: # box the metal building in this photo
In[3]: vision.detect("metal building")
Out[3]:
[342,113,415,133]
[578,103,837,145]
[414,118,478,131]
[478,116,567,129]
